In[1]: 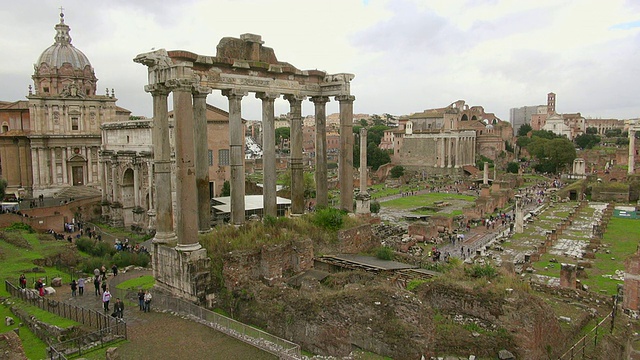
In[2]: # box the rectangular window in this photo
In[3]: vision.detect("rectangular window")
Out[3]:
[218,149,230,166]
[208,150,214,166]
[71,117,79,130]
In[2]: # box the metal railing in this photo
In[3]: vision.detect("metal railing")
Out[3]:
[5,280,127,337]
[48,325,125,360]
[113,287,301,359]
[558,311,614,360]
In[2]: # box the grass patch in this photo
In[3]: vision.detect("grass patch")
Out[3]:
[116,275,155,290]
[381,193,476,210]
[11,301,80,328]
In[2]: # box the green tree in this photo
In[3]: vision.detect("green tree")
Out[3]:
[275,127,290,145]
[359,118,368,127]
[531,130,560,139]
[368,143,391,170]
[278,170,316,200]
[390,165,405,178]
[516,136,531,149]
[367,125,390,146]
[575,133,601,149]
[605,128,622,138]
[517,124,532,137]
[506,162,519,173]
[371,114,385,126]
[586,127,598,135]
[221,181,231,196]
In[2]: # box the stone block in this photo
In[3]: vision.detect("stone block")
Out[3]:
[51,277,62,287]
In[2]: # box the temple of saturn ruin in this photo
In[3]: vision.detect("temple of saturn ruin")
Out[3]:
[134,34,355,299]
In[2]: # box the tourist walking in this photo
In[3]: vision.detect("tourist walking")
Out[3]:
[138,289,145,311]
[111,264,118,277]
[70,279,77,297]
[103,288,112,312]
[77,277,85,296]
[93,276,101,296]
[101,277,107,294]
[36,278,45,297]
[113,298,124,319]
[143,290,152,312]
[19,274,27,289]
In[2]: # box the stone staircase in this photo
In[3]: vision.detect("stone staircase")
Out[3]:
[54,186,101,199]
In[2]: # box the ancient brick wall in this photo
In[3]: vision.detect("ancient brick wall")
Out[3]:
[223,239,314,290]
[624,248,640,310]
[337,224,375,253]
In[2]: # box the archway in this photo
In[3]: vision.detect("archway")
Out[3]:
[122,168,134,208]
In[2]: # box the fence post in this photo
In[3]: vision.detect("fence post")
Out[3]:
[595,323,598,347]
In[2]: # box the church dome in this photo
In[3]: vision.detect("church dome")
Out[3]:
[36,12,91,69]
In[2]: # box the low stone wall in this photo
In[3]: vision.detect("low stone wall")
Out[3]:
[337,224,375,254]
[154,245,211,302]
[223,239,314,290]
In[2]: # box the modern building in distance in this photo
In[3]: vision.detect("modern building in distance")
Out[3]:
[509,105,545,135]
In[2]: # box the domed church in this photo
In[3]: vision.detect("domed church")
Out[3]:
[0,11,130,199]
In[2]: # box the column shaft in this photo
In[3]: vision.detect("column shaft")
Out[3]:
[630,130,636,175]
[51,148,57,184]
[149,85,176,244]
[337,95,355,212]
[286,95,304,215]
[193,90,211,232]
[360,128,368,192]
[87,147,93,183]
[440,137,446,167]
[62,147,68,184]
[257,92,279,218]
[133,165,140,208]
[172,83,200,250]
[224,90,247,225]
[311,97,329,208]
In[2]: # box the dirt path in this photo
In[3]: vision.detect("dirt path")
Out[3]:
[51,270,277,359]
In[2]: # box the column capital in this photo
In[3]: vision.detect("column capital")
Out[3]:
[310,96,330,104]
[335,94,355,103]
[144,83,170,96]
[255,92,280,101]
[284,94,306,104]
[192,85,212,97]
[222,89,248,99]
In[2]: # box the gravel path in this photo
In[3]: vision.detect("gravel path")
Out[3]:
[51,269,277,360]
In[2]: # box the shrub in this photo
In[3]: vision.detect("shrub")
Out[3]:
[75,237,115,257]
[370,200,381,213]
[0,231,32,249]
[506,162,519,174]
[465,264,497,279]
[390,165,405,178]
[311,207,345,231]
[406,279,428,291]
[112,251,150,268]
[375,246,394,260]
[6,223,35,233]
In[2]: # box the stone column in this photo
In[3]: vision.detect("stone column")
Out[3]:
[51,148,57,184]
[99,157,106,203]
[147,160,154,209]
[359,128,368,194]
[285,95,305,215]
[483,162,489,185]
[630,130,636,175]
[560,263,577,289]
[223,89,247,225]
[148,84,176,244]
[133,164,140,208]
[170,80,201,251]
[31,149,40,187]
[356,128,371,215]
[453,135,462,169]
[62,147,68,184]
[439,136,446,168]
[87,147,93,183]
[111,164,118,202]
[311,96,329,208]
[515,195,524,233]
[448,137,454,168]
[39,147,49,186]
[257,92,279,218]
[337,95,355,212]
[193,86,212,232]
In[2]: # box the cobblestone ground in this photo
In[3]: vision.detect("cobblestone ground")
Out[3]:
[50,270,277,360]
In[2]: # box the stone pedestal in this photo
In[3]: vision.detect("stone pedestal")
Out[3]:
[153,244,211,302]
[560,263,577,289]
[355,192,371,215]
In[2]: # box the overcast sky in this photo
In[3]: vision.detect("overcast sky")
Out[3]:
[1,0,640,121]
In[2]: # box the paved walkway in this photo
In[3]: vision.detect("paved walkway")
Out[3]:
[49,270,276,359]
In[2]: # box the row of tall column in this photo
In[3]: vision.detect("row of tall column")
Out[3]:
[31,145,95,187]
[147,80,355,250]
[437,136,475,168]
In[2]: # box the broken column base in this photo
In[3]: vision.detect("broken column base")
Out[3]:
[153,244,211,303]
[355,192,371,215]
